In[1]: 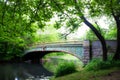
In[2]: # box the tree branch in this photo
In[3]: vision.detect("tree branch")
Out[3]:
[26,0,47,27]
[52,0,78,33]
[1,0,8,25]
[110,0,116,18]
[52,0,73,20]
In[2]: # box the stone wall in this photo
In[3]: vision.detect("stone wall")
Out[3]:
[92,40,117,58]
[83,40,117,64]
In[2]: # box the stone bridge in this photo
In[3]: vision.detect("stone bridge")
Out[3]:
[23,40,117,64]
[23,41,90,64]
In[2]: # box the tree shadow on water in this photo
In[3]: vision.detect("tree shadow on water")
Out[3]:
[0,63,53,80]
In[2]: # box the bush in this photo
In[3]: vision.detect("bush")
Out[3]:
[55,62,77,77]
[84,58,102,71]
[111,60,120,67]
[85,58,120,71]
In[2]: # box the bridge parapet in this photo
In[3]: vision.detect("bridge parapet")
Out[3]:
[27,41,83,48]
[26,42,83,56]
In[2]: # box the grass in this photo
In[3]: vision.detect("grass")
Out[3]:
[43,54,83,73]
[50,67,120,80]
[43,53,120,80]
[50,56,120,80]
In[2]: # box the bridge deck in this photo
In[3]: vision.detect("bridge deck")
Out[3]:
[25,41,83,60]
[28,41,83,48]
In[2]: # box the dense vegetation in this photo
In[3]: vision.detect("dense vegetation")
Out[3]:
[51,56,120,80]
[55,62,77,77]
[85,58,120,71]
[43,53,83,76]
[0,0,120,62]
[0,1,120,79]
[51,67,120,80]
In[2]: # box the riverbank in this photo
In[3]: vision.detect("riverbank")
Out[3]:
[0,56,23,63]
[51,67,120,80]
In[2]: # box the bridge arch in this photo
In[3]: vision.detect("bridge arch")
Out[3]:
[23,41,91,64]
[23,50,83,64]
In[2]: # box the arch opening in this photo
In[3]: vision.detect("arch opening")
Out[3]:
[23,51,84,73]
[42,51,84,73]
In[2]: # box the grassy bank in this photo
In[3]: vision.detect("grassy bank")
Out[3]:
[51,67,120,80]
[43,53,120,80]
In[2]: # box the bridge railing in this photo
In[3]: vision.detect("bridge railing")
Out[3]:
[27,41,83,48]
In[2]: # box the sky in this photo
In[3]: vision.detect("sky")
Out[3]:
[57,23,89,40]
[37,15,109,41]
[48,14,89,40]
[57,16,109,40]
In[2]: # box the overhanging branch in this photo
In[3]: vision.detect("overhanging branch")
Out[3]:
[1,0,8,25]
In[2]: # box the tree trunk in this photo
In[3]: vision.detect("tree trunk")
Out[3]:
[82,16,108,61]
[113,15,120,60]
[74,0,108,61]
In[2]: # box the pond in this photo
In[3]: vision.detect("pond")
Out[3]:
[0,63,53,80]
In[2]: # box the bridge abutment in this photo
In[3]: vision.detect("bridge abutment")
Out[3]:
[83,40,90,65]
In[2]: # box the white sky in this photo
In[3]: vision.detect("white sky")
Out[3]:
[37,14,109,40]
[57,16,109,40]
[57,23,89,40]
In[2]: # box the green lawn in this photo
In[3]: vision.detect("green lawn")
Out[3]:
[58,54,80,60]
[50,67,120,80]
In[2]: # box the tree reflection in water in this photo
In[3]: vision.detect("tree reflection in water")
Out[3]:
[0,63,53,80]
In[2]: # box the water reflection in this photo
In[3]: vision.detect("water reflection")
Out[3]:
[0,63,53,80]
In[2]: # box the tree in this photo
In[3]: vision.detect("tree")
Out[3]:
[49,0,107,61]
[86,0,120,60]
[34,25,61,43]
[0,0,109,61]
[85,24,117,40]
[0,0,54,60]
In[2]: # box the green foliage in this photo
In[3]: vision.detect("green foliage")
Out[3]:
[105,24,117,40]
[44,52,65,59]
[43,53,83,74]
[89,0,120,16]
[0,41,24,60]
[0,0,56,60]
[85,58,120,71]
[85,29,98,41]
[51,68,119,80]
[55,62,77,77]
[0,0,119,61]
[85,24,117,40]
[34,26,61,43]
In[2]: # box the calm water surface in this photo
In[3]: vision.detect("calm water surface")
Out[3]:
[0,63,53,80]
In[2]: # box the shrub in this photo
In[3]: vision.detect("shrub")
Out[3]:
[84,58,102,71]
[55,62,77,77]
[85,58,120,71]
[111,60,120,67]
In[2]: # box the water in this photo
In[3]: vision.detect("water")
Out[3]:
[0,63,53,80]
